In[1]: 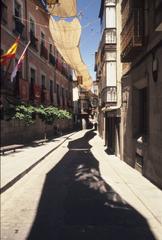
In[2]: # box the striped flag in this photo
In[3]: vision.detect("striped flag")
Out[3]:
[0,37,19,65]
[11,41,30,82]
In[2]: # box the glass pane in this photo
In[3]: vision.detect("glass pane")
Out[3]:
[15,1,21,18]
[106,7,116,28]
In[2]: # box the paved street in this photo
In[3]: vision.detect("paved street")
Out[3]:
[1,130,162,240]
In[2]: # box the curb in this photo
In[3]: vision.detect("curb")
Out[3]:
[0,132,76,194]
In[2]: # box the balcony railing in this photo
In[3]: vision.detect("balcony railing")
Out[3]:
[49,53,56,66]
[40,44,48,60]
[155,1,162,30]
[13,16,25,36]
[105,28,116,44]
[99,28,116,58]
[1,1,7,24]
[30,31,38,51]
[105,0,116,6]
[101,86,117,103]
[107,86,117,102]
[121,8,144,62]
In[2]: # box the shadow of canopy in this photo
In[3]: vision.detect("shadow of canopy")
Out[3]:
[28,130,156,240]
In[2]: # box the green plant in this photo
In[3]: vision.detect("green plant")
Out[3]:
[4,103,72,128]
[12,105,35,125]
[57,109,72,120]
[36,105,59,125]
[4,106,16,120]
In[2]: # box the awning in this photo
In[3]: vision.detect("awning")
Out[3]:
[49,17,92,90]
[46,0,77,18]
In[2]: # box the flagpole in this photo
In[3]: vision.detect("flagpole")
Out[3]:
[17,40,31,65]
[11,40,31,82]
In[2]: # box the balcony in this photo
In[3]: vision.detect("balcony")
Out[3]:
[1,1,7,24]
[30,31,38,51]
[121,8,144,62]
[105,28,116,44]
[13,16,25,36]
[105,0,116,6]
[40,44,48,60]
[49,53,56,66]
[100,28,116,60]
[101,86,117,103]
[155,1,162,31]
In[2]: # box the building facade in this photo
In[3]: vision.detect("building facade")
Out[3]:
[95,0,122,156]
[1,0,73,144]
[120,0,162,188]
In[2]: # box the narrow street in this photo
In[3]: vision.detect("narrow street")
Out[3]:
[1,130,162,240]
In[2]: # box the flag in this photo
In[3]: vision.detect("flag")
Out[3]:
[11,41,30,82]
[0,37,19,65]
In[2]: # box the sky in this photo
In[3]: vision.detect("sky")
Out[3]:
[77,0,101,81]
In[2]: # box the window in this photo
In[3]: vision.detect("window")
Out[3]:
[49,44,52,53]
[29,17,38,50]
[106,7,116,28]
[41,32,45,46]
[62,87,65,106]
[30,68,36,100]
[139,88,148,135]
[15,0,22,19]
[30,17,35,35]
[14,0,24,35]
[133,87,148,138]
[56,84,60,105]
[50,80,53,103]
[41,75,46,88]
[105,28,116,43]
[106,61,116,86]
[30,68,36,83]
[50,80,53,92]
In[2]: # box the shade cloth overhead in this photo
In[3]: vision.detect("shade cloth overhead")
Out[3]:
[49,17,92,90]
[46,0,77,18]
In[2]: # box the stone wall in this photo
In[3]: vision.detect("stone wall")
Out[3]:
[121,43,162,189]
[1,118,73,146]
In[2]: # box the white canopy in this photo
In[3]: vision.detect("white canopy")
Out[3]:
[49,17,92,90]
[46,0,77,18]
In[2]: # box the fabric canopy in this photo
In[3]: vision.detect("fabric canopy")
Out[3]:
[49,17,92,90]
[46,0,77,18]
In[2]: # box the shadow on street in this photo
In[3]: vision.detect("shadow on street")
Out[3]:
[28,130,156,240]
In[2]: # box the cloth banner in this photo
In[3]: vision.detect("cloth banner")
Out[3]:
[49,17,92,90]
[47,0,77,18]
